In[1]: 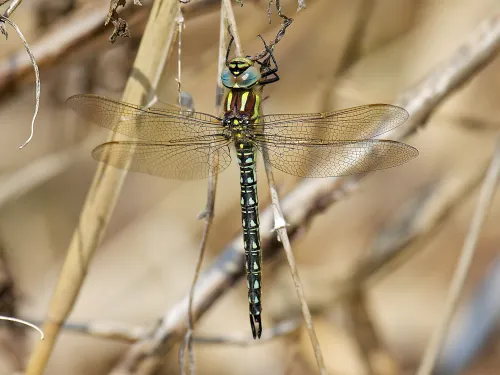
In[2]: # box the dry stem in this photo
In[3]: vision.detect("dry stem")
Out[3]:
[24,1,180,374]
[261,117,326,373]
[1,0,22,18]
[0,15,40,149]
[31,316,300,346]
[222,0,243,56]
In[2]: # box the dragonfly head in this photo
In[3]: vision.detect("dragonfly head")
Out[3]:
[222,57,261,89]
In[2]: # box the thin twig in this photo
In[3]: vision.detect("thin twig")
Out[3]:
[106,13,500,375]
[24,2,180,375]
[177,4,197,373]
[43,319,148,343]
[176,8,184,106]
[215,9,229,109]
[275,228,327,375]
[221,0,243,57]
[175,7,192,374]
[31,317,300,346]
[0,0,22,37]
[2,0,22,17]
[179,5,227,375]
[415,136,500,375]
[106,0,145,42]
[0,15,40,149]
[0,316,43,340]
[179,217,204,374]
[260,93,327,373]
[267,0,303,20]
[252,2,293,61]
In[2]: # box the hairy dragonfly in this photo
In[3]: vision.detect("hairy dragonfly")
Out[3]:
[67,40,417,339]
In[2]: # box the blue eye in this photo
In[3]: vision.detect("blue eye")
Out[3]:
[221,68,236,88]
[237,67,261,88]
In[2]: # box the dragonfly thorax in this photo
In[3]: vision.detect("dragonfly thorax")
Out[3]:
[225,116,254,142]
[223,89,261,122]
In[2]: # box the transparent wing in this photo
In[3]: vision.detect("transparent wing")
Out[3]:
[67,94,224,142]
[92,139,232,180]
[254,104,409,142]
[256,139,418,177]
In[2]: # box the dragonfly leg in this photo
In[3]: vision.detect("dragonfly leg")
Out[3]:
[257,36,278,71]
[257,60,279,78]
[259,73,280,86]
[256,59,280,85]
[225,28,235,66]
[255,34,280,86]
[250,313,262,339]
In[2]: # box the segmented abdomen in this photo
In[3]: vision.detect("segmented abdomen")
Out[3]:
[237,142,262,338]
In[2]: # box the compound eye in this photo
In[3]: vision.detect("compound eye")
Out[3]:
[221,68,236,88]
[236,66,261,88]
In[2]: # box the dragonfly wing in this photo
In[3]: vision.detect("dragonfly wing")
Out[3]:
[92,140,232,180]
[255,139,418,177]
[254,104,409,141]
[67,94,224,143]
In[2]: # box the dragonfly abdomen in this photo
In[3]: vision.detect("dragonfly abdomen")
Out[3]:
[237,141,262,339]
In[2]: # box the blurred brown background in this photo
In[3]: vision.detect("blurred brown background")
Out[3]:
[0,0,500,374]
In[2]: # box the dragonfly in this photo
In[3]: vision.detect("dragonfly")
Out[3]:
[66,37,418,339]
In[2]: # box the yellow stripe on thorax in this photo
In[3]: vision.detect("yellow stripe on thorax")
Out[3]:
[240,91,249,111]
[226,91,233,112]
[252,93,261,120]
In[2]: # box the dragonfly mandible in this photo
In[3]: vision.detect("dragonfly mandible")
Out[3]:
[66,38,418,339]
